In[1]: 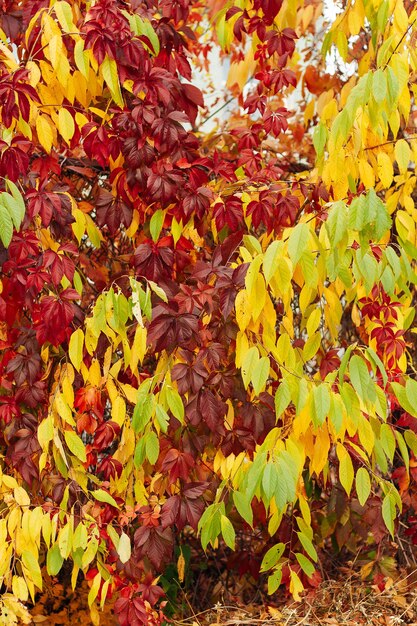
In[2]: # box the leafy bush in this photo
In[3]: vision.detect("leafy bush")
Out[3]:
[1,0,417,623]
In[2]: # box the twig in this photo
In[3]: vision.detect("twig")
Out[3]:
[198,96,237,127]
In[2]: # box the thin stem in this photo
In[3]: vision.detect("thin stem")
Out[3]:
[197,95,236,128]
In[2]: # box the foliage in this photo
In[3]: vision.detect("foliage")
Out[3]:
[1,0,417,623]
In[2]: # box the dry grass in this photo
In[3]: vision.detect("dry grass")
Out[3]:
[171,569,417,626]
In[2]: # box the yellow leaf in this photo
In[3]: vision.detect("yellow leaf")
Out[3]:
[227,47,256,91]
[14,486,30,507]
[377,151,393,188]
[235,331,248,369]
[358,159,375,188]
[0,41,18,70]
[62,372,75,405]
[249,273,267,322]
[336,443,354,495]
[235,289,251,331]
[88,359,101,386]
[12,575,28,602]
[47,33,71,87]
[117,532,131,564]
[130,325,147,374]
[177,551,185,583]
[55,392,75,426]
[22,550,43,590]
[310,426,330,475]
[58,522,73,559]
[69,328,84,371]
[37,415,54,451]
[58,107,75,144]
[395,139,410,173]
[88,572,101,608]
[36,114,54,153]
[111,395,126,427]
[289,569,304,601]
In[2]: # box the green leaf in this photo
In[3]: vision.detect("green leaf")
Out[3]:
[380,423,396,462]
[263,241,282,284]
[0,203,13,247]
[149,209,164,242]
[355,467,371,506]
[287,222,310,266]
[366,347,388,387]
[64,430,87,463]
[349,195,367,231]
[338,343,356,386]
[5,179,25,219]
[91,489,119,508]
[267,568,282,594]
[326,201,348,246]
[395,430,409,471]
[155,404,169,433]
[297,532,318,561]
[251,356,270,395]
[295,553,315,577]
[22,550,43,589]
[46,543,64,576]
[145,430,160,464]
[220,515,235,549]
[404,429,417,456]
[372,69,387,103]
[127,13,160,55]
[166,386,184,423]
[382,493,396,538]
[198,503,223,550]
[74,39,89,78]
[1,192,23,229]
[260,542,285,573]
[262,463,278,501]
[233,491,253,527]
[349,355,370,402]
[312,384,330,426]
[405,378,417,416]
[134,438,146,467]
[275,379,291,419]
[241,346,259,389]
[313,123,327,157]
[132,395,154,432]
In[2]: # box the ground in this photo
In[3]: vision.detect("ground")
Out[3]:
[27,568,417,626]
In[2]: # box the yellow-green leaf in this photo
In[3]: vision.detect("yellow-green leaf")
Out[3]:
[101,56,124,107]
[337,444,354,495]
[395,139,410,173]
[91,489,119,508]
[355,467,371,506]
[117,532,131,564]
[64,430,87,462]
